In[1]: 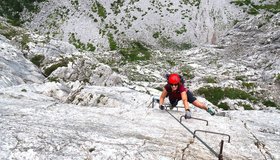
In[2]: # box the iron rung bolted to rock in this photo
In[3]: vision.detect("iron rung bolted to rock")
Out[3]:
[180,115,209,126]
[163,106,231,160]
[193,130,231,143]
[148,98,231,160]
[193,130,231,160]
[219,140,224,160]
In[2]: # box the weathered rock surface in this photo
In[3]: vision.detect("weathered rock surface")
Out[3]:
[220,13,280,103]
[0,36,44,88]
[0,84,279,160]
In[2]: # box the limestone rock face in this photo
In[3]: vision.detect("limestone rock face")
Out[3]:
[0,84,280,159]
[0,36,44,88]
[219,13,280,103]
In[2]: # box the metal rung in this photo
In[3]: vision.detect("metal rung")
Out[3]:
[155,104,231,160]
[194,130,231,143]
[193,130,230,160]
[180,115,209,126]
[165,109,220,158]
[219,140,224,160]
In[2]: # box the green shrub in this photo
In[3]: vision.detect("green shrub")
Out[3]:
[233,19,240,25]
[159,36,194,50]
[69,33,96,52]
[242,82,255,89]
[217,102,230,110]
[0,0,46,26]
[235,75,247,81]
[86,43,96,52]
[253,2,280,14]
[69,33,83,49]
[71,0,79,7]
[166,60,176,66]
[0,22,20,39]
[204,76,217,83]
[197,87,224,105]
[262,100,278,107]
[244,104,253,110]
[31,54,45,67]
[44,59,69,76]
[48,76,59,82]
[175,25,187,35]
[224,87,257,101]
[21,34,31,50]
[230,0,280,15]
[111,0,125,15]
[92,1,107,19]
[180,65,194,80]
[152,32,160,39]
[108,33,117,50]
[2,29,19,40]
[0,23,3,29]
[238,102,253,110]
[159,36,175,48]
[181,0,201,7]
[275,74,280,83]
[248,8,259,15]
[119,41,151,62]
[197,86,257,106]
[230,0,251,6]
[178,43,193,50]
[243,104,253,110]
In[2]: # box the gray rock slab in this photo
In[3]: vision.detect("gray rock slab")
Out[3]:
[1,86,280,159]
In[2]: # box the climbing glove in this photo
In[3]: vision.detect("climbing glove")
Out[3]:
[185,109,191,119]
[159,105,165,110]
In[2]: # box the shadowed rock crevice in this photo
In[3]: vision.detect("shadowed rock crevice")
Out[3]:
[241,120,273,160]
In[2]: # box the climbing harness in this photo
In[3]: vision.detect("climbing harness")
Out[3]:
[149,96,231,160]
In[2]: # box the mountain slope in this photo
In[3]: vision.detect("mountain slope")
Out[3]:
[21,0,245,51]
[1,18,280,159]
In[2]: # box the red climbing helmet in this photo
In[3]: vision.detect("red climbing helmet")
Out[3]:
[168,73,180,84]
